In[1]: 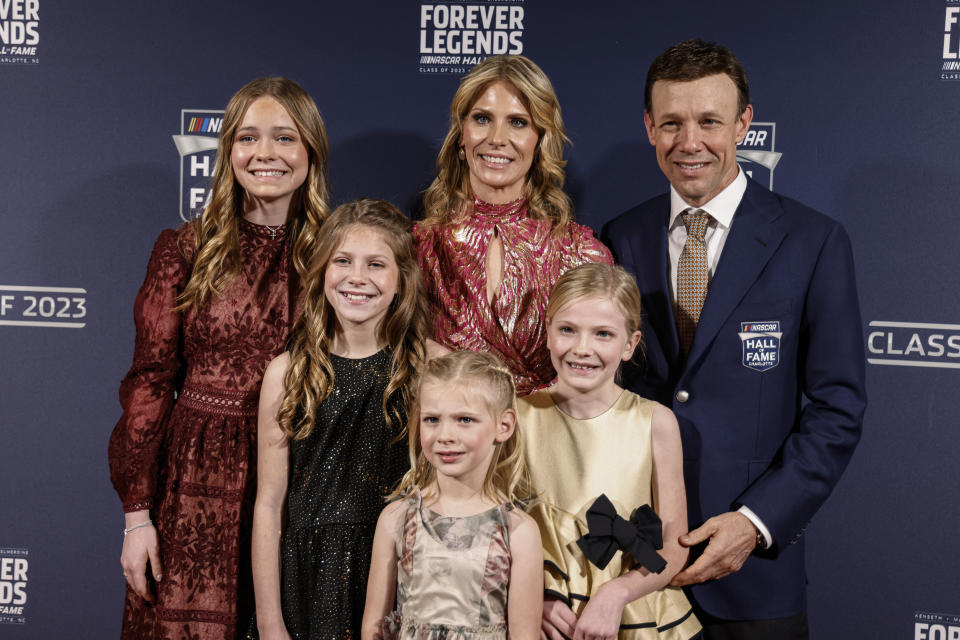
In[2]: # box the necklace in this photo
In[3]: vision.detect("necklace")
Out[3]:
[264,224,282,240]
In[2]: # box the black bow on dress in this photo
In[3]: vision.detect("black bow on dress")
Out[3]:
[575,494,667,573]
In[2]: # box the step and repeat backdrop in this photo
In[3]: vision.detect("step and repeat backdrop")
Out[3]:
[1,1,958,638]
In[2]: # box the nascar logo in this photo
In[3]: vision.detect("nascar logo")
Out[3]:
[172,109,222,222]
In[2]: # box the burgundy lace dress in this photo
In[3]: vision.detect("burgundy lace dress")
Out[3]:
[414,197,613,395]
[108,219,298,640]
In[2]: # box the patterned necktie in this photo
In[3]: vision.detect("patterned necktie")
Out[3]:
[676,209,711,355]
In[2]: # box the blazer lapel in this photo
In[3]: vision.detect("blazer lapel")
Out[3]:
[685,181,786,367]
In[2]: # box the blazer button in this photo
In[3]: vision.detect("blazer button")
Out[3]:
[676,390,690,403]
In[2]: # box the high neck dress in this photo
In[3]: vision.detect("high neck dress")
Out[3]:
[108,218,298,640]
[414,197,612,395]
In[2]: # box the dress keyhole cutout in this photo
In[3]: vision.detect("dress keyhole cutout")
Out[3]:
[485,229,504,306]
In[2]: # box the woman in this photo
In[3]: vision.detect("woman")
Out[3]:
[108,77,331,640]
[416,55,612,395]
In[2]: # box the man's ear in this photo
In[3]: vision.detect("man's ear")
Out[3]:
[735,104,754,143]
[644,111,657,146]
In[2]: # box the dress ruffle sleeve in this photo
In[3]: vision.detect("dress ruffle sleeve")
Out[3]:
[529,500,587,601]
[108,228,192,512]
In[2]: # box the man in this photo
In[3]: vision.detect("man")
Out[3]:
[602,39,865,638]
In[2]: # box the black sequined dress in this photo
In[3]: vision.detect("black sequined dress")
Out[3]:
[277,349,408,639]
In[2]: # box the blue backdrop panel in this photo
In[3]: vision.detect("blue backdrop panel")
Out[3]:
[1,1,958,638]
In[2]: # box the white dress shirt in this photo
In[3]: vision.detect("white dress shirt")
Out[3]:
[666,166,774,548]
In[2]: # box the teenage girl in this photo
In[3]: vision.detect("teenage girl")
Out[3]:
[110,77,330,640]
[361,350,543,640]
[520,263,702,640]
[250,198,439,639]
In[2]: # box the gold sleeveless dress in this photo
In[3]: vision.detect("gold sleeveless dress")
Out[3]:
[518,389,701,639]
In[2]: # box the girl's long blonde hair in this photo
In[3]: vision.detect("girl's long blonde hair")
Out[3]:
[277,198,430,440]
[421,55,573,234]
[391,351,536,505]
[177,76,331,311]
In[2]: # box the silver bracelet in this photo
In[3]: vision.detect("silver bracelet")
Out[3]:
[123,520,153,536]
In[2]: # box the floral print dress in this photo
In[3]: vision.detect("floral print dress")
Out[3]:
[108,219,297,639]
[385,492,512,640]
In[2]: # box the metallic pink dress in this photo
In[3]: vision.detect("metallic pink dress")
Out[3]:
[414,197,613,395]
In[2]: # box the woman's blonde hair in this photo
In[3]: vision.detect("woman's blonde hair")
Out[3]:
[547,263,644,358]
[392,350,536,505]
[277,198,430,440]
[177,76,331,311]
[421,55,573,232]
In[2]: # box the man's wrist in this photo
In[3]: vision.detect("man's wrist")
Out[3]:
[737,505,772,549]
[753,525,767,550]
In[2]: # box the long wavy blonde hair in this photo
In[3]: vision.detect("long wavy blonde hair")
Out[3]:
[391,351,536,505]
[278,199,430,440]
[421,55,573,233]
[177,77,331,311]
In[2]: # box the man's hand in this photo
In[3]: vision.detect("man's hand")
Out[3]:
[670,511,757,586]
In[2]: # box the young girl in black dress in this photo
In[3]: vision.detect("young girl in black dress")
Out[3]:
[250,199,440,639]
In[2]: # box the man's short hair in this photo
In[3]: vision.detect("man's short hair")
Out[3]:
[644,39,750,117]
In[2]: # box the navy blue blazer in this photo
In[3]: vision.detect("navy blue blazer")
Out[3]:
[602,178,866,620]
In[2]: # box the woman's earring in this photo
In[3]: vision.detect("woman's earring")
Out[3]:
[458,147,466,160]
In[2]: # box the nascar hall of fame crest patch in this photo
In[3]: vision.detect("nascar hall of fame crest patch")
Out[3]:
[173,109,223,222]
[739,321,781,371]
[0,0,39,65]
[418,0,525,75]
[942,0,960,80]
[737,122,781,190]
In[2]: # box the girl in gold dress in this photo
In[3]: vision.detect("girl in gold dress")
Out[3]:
[517,264,702,639]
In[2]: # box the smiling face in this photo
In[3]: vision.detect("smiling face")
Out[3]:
[547,296,642,398]
[418,378,515,491]
[644,73,753,208]
[460,80,540,203]
[231,95,309,218]
[323,224,399,334]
